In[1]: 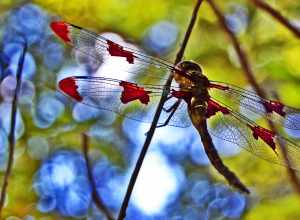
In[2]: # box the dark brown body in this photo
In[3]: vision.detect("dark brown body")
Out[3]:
[174,61,249,193]
[174,61,210,124]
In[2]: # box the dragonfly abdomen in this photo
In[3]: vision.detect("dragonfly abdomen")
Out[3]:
[188,96,208,126]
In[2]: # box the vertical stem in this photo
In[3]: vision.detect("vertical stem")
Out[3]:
[82,134,115,220]
[116,1,204,219]
[0,42,27,217]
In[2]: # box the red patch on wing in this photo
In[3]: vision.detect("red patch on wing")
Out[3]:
[250,125,277,153]
[119,81,151,104]
[263,100,286,117]
[208,83,229,90]
[58,77,82,102]
[50,21,72,43]
[171,90,192,102]
[107,40,135,63]
[206,99,230,118]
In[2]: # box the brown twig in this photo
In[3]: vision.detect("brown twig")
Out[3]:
[207,0,300,195]
[116,1,204,220]
[0,41,27,217]
[81,133,115,220]
[250,0,300,38]
[207,0,266,99]
[272,93,300,195]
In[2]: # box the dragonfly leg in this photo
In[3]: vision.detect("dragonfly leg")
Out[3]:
[144,99,181,136]
[163,101,178,113]
[157,99,181,128]
[162,95,175,112]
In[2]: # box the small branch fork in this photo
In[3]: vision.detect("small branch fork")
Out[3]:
[249,0,300,38]
[117,1,204,220]
[81,133,114,220]
[0,41,27,217]
[207,0,300,195]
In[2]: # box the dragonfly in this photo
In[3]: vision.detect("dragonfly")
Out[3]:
[51,21,300,193]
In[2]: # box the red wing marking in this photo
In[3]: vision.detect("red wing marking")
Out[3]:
[249,125,277,153]
[170,90,192,102]
[263,100,286,117]
[49,21,196,83]
[208,81,300,130]
[57,76,191,127]
[119,81,151,105]
[206,99,230,118]
[207,97,300,170]
[50,21,72,43]
[106,40,136,64]
[58,77,83,102]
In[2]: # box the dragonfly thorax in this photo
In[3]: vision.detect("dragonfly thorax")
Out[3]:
[175,61,211,124]
[175,60,210,98]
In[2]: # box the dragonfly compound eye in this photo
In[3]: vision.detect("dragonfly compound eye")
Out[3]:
[177,60,202,74]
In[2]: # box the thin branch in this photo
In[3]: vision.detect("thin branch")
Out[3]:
[207,0,300,195]
[0,41,27,217]
[272,93,300,196]
[207,0,266,99]
[250,0,300,38]
[174,1,203,64]
[81,133,114,220]
[116,1,204,220]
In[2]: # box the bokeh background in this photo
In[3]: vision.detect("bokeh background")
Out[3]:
[0,0,300,219]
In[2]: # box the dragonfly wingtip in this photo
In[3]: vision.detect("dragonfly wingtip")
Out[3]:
[58,77,83,102]
[50,21,72,43]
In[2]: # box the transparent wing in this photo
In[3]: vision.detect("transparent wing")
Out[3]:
[58,76,191,127]
[209,81,300,130]
[207,97,300,171]
[50,21,179,84]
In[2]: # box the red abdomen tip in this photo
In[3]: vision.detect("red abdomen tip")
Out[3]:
[50,21,72,43]
[58,77,83,102]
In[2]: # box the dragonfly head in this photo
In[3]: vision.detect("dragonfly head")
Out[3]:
[177,61,203,76]
[176,60,204,81]
[175,61,208,87]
